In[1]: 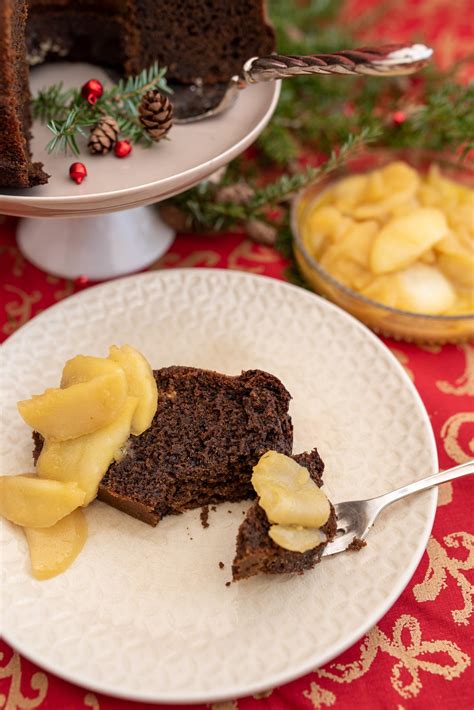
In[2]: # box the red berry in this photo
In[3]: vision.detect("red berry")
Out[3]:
[69,162,87,184]
[392,110,407,126]
[81,79,103,105]
[114,140,132,158]
[74,274,89,286]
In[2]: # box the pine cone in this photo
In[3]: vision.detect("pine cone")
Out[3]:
[139,90,173,141]
[215,182,255,205]
[159,204,196,232]
[88,116,119,155]
[245,219,277,246]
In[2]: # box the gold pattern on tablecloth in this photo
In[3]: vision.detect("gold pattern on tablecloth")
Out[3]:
[419,344,442,354]
[253,688,274,698]
[0,244,25,277]
[437,345,474,396]
[303,682,336,708]
[413,533,474,625]
[311,614,470,701]
[151,250,220,270]
[0,650,48,710]
[83,693,100,709]
[2,285,42,336]
[227,241,281,273]
[210,701,238,710]
[441,412,474,463]
[46,275,75,302]
[437,482,453,506]
[389,348,414,381]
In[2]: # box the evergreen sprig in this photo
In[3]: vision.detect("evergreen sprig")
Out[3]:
[31,62,171,155]
[170,127,379,233]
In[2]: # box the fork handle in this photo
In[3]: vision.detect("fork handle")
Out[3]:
[241,43,433,84]
[373,460,474,512]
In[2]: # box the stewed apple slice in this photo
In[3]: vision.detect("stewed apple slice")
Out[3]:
[252,451,330,528]
[437,250,474,289]
[17,369,127,441]
[61,355,124,387]
[25,508,87,580]
[37,396,138,504]
[360,264,456,314]
[332,174,368,212]
[108,345,158,435]
[269,524,327,553]
[395,263,456,314]
[370,207,448,274]
[0,475,85,527]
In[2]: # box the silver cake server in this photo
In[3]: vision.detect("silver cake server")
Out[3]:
[174,43,433,123]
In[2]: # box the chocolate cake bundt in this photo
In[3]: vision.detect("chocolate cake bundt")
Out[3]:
[0,0,275,188]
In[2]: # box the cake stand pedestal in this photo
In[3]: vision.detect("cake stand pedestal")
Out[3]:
[0,63,280,279]
[16,208,174,280]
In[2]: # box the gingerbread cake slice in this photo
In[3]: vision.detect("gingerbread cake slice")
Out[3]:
[32,364,335,580]
[96,366,293,525]
[32,365,293,526]
[232,450,337,581]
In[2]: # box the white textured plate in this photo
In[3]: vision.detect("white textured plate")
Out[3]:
[0,270,437,704]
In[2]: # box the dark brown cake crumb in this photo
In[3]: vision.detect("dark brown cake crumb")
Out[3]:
[200,505,210,528]
[211,505,217,512]
[219,561,225,569]
[347,537,367,551]
[225,581,231,587]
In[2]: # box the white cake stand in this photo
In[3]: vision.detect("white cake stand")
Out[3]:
[0,63,280,279]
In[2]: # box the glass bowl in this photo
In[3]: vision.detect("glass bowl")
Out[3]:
[291,150,474,344]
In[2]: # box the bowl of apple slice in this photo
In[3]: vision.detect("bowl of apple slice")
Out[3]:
[292,150,474,344]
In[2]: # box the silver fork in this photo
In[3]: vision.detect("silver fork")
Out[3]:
[323,460,474,556]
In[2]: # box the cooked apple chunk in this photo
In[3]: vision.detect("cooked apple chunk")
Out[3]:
[252,451,330,528]
[395,263,456,314]
[17,369,127,441]
[108,345,158,435]
[269,524,327,553]
[0,475,85,527]
[37,397,138,504]
[61,355,124,388]
[370,208,448,274]
[361,264,456,313]
[25,508,87,580]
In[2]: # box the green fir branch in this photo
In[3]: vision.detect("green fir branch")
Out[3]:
[31,62,170,154]
[169,127,379,234]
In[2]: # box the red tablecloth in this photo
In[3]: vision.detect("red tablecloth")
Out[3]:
[1,2,473,708]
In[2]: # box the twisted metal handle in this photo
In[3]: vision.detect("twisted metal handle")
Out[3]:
[242,44,433,84]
